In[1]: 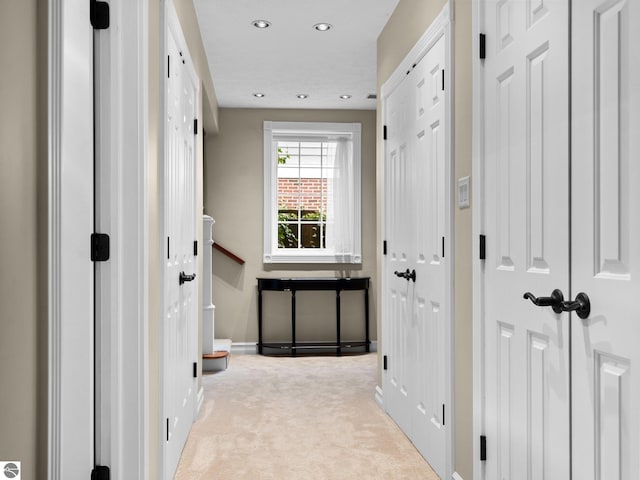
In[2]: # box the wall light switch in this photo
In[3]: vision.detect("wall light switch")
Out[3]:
[458,176,470,209]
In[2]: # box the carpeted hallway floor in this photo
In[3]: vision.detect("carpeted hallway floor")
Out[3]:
[174,353,439,480]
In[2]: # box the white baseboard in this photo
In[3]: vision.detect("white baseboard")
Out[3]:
[375,385,384,409]
[230,342,258,354]
[452,472,464,480]
[231,341,378,355]
[197,387,204,416]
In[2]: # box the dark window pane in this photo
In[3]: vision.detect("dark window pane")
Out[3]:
[301,223,324,249]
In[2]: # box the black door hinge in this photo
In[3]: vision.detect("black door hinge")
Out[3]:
[194,119,198,135]
[91,465,110,480]
[90,0,110,29]
[442,237,445,258]
[91,233,110,262]
[167,56,170,78]
[193,240,198,256]
[166,418,170,441]
[442,404,446,426]
[383,240,387,256]
[383,125,388,140]
[167,237,170,259]
[193,362,198,378]
[479,33,486,60]
[442,69,445,91]
[383,355,388,370]
[479,234,486,260]
[480,435,487,461]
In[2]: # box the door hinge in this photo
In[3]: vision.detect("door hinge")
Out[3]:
[167,55,170,78]
[193,362,198,378]
[442,69,445,91]
[442,404,446,426]
[479,234,486,260]
[383,355,388,370]
[442,237,445,258]
[90,0,110,29]
[479,33,486,60]
[383,125,388,140]
[193,240,198,256]
[383,240,387,256]
[91,233,110,262]
[480,435,487,461]
[194,119,198,135]
[166,418,170,441]
[91,465,110,480]
[167,237,170,259]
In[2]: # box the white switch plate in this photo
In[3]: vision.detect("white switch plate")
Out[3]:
[458,176,470,209]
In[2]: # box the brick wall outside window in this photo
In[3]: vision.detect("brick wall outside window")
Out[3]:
[278,178,328,211]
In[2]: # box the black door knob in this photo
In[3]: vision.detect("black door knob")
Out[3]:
[560,292,590,319]
[523,289,564,314]
[393,268,416,282]
[179,271,196,285]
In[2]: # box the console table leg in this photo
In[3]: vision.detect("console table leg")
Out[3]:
[365,287,370,353]
[336,290,342,356]
[258,289,263,354]
[291,290,296,357]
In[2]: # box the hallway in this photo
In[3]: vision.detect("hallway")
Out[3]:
[175,354,439,480]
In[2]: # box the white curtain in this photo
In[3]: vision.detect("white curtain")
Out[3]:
[326,137,354,262]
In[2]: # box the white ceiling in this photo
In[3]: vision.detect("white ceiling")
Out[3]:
[193,0,400,110]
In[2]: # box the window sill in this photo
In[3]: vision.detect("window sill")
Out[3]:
[263,252,362,264]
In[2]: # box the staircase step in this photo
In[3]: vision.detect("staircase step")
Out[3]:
[203,348,230,372]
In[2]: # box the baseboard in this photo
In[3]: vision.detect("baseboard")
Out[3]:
[197,387,204,416]
[452,472,464,480]
[230,342,258,354]
[231,341,378,355]
[375,385,384,409]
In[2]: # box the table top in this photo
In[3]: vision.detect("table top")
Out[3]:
[257,277,370,291]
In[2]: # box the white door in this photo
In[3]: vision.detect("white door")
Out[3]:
[164,5,199,478]
[480,1,640,478]
[382,32,449,478]
[383,67,415,437]
[480,0,571,478]
[571,1,640,478]
[411,36,448,477]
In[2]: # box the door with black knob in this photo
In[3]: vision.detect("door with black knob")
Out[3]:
[478,0,640,478]
[382,26,450,478]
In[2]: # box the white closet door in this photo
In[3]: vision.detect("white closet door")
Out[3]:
[164,4,199,477]
[480,0,571,478]
[411,35,448,478]
[571,1,640,478]
[383,70,415,437]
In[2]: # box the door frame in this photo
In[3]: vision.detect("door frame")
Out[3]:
[48,0,149,478]
[471,0,485,477]
[380,2,454,477]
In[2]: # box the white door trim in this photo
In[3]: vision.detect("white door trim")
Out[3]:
[380,2,454,477]
[48,0,149,478]
[471,0,485,476]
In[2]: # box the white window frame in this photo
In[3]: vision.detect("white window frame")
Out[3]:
[263,121,362,264]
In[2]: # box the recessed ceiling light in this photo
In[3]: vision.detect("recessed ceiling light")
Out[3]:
[340,95,352,99]
[253,93,265,98]
[252,20,271,29]
[313,23,332,32]
[296,94,309,99]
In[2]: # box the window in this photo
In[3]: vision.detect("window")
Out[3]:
[263,121,362,263]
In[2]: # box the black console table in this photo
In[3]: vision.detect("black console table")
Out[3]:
[257,277,370,356]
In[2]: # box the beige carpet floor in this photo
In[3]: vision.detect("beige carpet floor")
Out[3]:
[174,353,439,480]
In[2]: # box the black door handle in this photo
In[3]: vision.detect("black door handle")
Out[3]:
[179,271,196,285]
[561,292,590,319]
[393,268,416,282]
[523,289,564,314]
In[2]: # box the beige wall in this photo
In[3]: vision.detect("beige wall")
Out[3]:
[205,108,377,346]
[0,1,47,478]
[377,0,473,478]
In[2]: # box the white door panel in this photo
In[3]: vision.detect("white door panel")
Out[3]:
[572,1,640,478]
[481,0,571,478]
[164,4,199,477]
[383,32,449,479]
